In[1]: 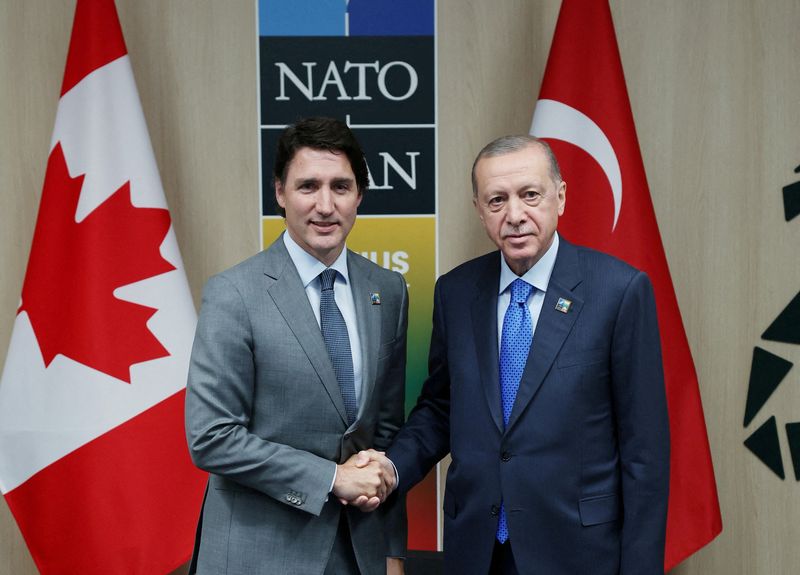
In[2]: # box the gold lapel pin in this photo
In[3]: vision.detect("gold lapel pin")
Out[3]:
[555,297,572,313]
[370,292,381,305]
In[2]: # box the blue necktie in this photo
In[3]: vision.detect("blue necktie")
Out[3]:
[497,278,534,544]
[319,269,357,425]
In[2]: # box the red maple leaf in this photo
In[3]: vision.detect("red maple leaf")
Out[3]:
[20,143,176,383]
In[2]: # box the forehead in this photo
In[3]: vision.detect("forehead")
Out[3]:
[285,147,354,178]
[475,145,551,194]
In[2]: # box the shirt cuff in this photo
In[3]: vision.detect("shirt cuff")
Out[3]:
[330,462,338,492]
[388,457,399,487]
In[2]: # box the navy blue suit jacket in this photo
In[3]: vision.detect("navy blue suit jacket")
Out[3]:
[389,239,669,574]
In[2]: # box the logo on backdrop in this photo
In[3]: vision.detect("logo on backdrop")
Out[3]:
[743,163,800,480]
[259,0,435,216]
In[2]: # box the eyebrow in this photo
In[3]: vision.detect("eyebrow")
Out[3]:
[292,177,355,187]
[293,177,318,186]
[484,185,541,196]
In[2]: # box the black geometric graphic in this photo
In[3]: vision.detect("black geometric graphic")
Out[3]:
[743,347,793,427]
[743,162,800,481]
[761,291,800,344]
[786,422,800,481]
[744,416,785,479]
[783,165,800,222]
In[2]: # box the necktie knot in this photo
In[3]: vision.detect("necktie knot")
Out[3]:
[319,268,337,292]
[510,278,533,305]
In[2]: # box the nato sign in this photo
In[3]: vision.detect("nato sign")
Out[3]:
[258,0,439,553]
[259,0,435,216]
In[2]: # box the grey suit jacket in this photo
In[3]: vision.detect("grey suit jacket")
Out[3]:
[186,235,408,575]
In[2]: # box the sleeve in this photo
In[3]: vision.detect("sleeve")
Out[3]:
[611,271,671,574]
[376,271,410,557]
[184,274,336,517]
[388,277,452,494]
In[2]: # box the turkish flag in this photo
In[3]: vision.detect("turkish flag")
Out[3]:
[0,1,206,573]
[530,0,722,571]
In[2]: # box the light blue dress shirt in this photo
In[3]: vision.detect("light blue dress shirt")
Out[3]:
[496,233,560,348]
[282,232,364,408]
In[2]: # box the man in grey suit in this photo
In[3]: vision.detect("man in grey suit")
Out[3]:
[186,117,407,575]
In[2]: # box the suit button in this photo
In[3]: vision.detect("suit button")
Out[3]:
[490,505,499,517]
[501,451,511,462]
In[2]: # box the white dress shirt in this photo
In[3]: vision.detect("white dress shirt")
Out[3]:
[282,232,364,407]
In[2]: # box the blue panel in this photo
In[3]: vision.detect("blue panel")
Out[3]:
[348,0,434,36]
[259,0,346,36]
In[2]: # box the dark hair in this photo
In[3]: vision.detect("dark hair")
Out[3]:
[273,117,369,216]
[471,135,562,198]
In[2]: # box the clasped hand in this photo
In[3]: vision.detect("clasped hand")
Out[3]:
[332,449,396,512]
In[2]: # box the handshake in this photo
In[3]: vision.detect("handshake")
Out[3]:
[332,449,397,512]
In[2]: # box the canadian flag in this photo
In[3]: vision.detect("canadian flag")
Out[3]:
[530,0,722,571]
[0,1,206,573]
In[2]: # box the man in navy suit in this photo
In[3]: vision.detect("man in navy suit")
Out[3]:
[366,135,669,574]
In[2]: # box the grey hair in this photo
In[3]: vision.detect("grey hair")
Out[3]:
[470,135,562,198]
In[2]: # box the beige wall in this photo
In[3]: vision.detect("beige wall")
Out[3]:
[2,1,799,573]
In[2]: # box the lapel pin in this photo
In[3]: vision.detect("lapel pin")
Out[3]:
[370,292,381,305]
[555,297,572,314]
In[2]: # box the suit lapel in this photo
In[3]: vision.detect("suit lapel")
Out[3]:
[506,240,584,431]
[348,252,381,421]
[262,238,349,426]
[471,254,504,434]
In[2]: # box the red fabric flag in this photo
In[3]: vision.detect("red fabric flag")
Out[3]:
[530,0,722,570]
[0,1,206,573]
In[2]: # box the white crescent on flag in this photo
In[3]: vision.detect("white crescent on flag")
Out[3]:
[530,98,623,230]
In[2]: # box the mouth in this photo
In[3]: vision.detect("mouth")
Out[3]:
[503,231,532,240]
[502,231,535,247]
[310,220,339,233]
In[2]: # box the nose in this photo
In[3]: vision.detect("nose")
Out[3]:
[505,195,527,226]
[315,187,335,216]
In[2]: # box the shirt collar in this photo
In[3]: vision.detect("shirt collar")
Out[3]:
[498,232,559,295]
[282,231,350,288]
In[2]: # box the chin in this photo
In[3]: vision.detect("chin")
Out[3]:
[505,251,539,268]
[504,244,537,258]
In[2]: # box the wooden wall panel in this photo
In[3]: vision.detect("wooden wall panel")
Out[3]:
[2,1,799,573]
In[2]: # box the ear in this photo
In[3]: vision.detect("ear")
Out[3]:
[557,180,566,216]
[473,196,485,224]
[275,179,286,208]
